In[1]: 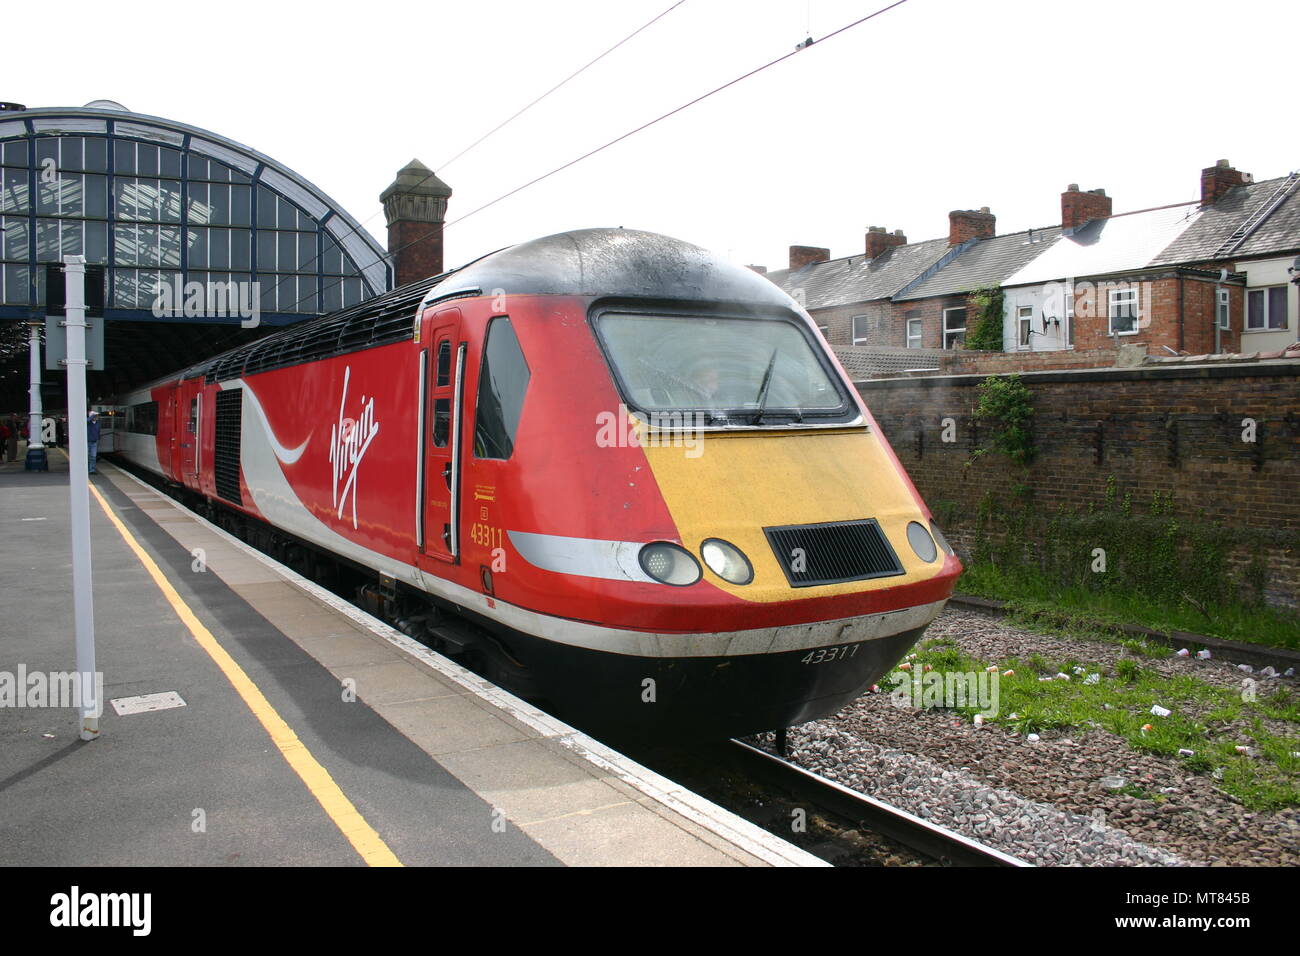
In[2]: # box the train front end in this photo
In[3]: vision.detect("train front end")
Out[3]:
[453,229,961,739]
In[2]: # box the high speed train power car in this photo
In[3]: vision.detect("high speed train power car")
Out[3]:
[115,228,961,738]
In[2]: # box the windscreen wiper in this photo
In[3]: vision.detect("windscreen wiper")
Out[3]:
[752,348,779,425]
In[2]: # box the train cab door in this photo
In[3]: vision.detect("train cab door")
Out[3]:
[180,392,199,488]
[165,387,182,481]
[418,308,466,565]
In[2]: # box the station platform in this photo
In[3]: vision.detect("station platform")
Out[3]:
[0,448,821,867]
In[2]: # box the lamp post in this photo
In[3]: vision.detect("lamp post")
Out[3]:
[24,317,47,471]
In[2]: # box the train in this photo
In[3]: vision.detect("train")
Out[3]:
[114,227,961,739]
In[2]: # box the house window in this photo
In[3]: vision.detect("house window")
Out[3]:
[1217,289,1230,330]
[817,324,829,339]
[1065,290,1075,348]
[1246,286,1288,331]
[1108,287,1139,335]
[851,314,869,345]
[906,317,922,349]
[1017,306,1034,348]
[942,307,966,349]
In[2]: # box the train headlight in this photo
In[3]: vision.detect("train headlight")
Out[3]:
[906,521,938,563]
[700,538,754,585]
[639,542,702,586]
[930,520,954,557]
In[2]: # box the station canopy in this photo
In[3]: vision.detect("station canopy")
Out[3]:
[0,101,391,406]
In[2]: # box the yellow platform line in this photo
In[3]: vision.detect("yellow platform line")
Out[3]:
[86,474,402,867]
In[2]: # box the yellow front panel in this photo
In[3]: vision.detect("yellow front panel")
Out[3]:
[639,425,941,603]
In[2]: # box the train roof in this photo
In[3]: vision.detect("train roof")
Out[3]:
[163,228,794,387]
[437,227,795,308]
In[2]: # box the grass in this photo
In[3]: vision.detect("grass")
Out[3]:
[959,561,1300,651]
[900,640,1300,811]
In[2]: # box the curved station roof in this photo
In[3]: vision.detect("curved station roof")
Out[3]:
[0,102,390,323]
[0,102,393,404]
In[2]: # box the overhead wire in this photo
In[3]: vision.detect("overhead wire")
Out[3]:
[258,2,689,315]
[288,0,913,313]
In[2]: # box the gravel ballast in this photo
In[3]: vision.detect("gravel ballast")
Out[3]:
[752,608,1300,867]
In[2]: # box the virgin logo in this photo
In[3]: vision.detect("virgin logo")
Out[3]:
[329,367,379,529]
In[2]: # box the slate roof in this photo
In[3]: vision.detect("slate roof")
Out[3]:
[764,237,950,310]
[764,165,1299,310]
[896,226,1063,300]
[1003,203,1202,287]
[1153,174,1300,265]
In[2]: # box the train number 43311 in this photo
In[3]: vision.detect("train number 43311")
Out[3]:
[469,523,504,550]
[801,644,860,665]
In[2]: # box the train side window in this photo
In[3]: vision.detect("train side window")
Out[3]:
[474,316,530,460]
[433,398,450,447]
[129,400,158,435]
[436,340,451,387]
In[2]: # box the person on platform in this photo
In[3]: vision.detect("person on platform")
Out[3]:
[1,417,12,462]
[87,411,100,474]
[6,414,19,462]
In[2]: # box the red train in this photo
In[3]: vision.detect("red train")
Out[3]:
[116,228,961,738]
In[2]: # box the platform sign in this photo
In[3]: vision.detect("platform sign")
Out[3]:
[44,313,104,370]
[44,262,106,370]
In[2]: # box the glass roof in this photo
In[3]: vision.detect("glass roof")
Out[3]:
[0,106,391,325]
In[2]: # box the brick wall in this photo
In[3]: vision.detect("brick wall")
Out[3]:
[859,361,1300,607]
[937,348,1121,376]
[815,294,972,350]
[812,301,894,349]
[388,219,444,286]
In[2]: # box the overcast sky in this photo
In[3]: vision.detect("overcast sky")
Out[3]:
[7,0,1295,273]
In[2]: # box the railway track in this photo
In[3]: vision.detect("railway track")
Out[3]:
[622,737,1030,867]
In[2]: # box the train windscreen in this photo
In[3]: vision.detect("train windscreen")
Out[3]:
[594,312,856,425]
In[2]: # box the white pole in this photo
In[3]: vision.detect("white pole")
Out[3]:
[63,256,99,740]
[25,319,47,470]
[28,321,43,444]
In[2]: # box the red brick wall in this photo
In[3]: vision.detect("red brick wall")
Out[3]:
[949,209,996,246]
[938,348,1120,376]
[1061,188,1112,229]
[789,246,831,271]
[388,219,444,286]
[812,295,972,350]
[809,301,894,349]
[1202,162,1249,205]
[1064,276,1243,354]
[865,229,907,259]
[858,363,1300,606]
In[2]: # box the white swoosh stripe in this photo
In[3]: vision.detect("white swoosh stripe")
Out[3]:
[226,378,310,464]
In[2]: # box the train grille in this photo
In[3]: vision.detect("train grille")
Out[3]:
[214,389,243,505]
[764,518,903,587]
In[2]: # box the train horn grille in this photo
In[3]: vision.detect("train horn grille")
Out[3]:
[764,518,904,588]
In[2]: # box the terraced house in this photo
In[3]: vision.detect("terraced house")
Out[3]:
[763,160,1299,377]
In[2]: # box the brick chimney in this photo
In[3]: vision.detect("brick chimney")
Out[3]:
[865,227,906,259]
[1201,159,1251,206]
[949,207,995,246]
[381,158,452,285]
[789,245,830,271]
[1061,184,1112,229]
